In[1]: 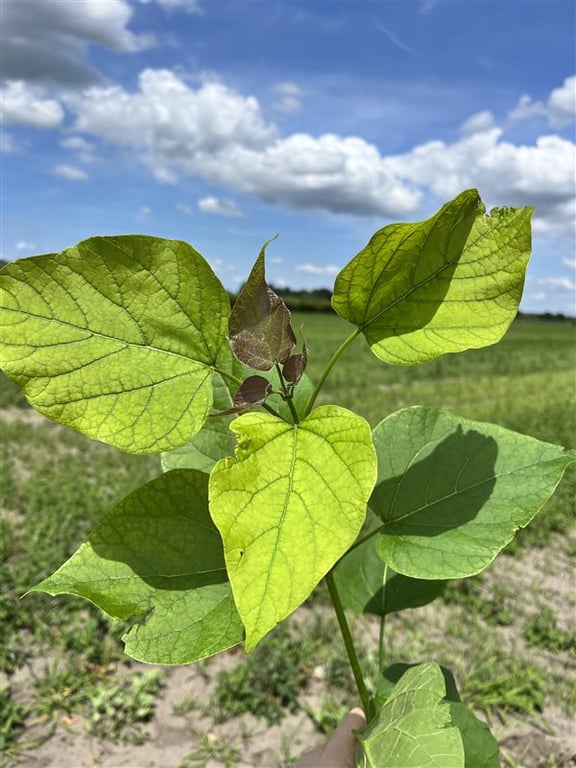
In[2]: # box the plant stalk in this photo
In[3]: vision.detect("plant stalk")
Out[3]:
[275,363,300,424]
[378,563,389,674]
[304,328,360,416]
[325,571,371,715]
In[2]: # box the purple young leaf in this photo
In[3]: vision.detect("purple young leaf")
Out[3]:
[215,375,272,416]
[282,341,308,385]
[229,238,296,370]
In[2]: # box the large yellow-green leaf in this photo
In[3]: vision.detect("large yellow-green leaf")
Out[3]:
[0,236,230,453]
[332,189,533,364]
[31,470,243,664]
[370,407,576,579]
[209,406,377,650]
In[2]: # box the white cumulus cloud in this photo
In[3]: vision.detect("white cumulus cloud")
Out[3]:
[507,75,576,129]
[65,68,420,218]
[17,67,573,234]
[198,196,242,217]
[547,75,576,128]
[296,263,341,276]
[53,164,89,181]
[386,129,575,236]
[1,81,65,128]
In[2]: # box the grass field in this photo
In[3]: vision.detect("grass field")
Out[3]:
[1,315,575,766]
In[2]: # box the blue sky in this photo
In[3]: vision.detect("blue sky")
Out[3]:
[2,0,575,313]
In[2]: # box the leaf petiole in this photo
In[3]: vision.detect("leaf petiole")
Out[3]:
[304,327,360,416]
[379,562,389,674]
[274,363,300,423]
[325,571,372,716]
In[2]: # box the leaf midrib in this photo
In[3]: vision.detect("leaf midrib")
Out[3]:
[385,457,566,526]
[359,210,498,332]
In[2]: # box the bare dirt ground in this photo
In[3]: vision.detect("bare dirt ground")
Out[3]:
[9,575,576,768]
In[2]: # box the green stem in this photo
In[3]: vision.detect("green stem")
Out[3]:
[304,328,361,416]
[378,563,389,674]
[344,525,382,558]
[325,571,371,715]
[261,401,284,420]
[213,366,243,388]
[275,363,300,424]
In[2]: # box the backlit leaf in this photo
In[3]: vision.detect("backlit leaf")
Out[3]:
[370,407,576,579]
[209,406,377,650]
[0,236,230,453]
[332,189,533,364]
[31,470,243,664]
[229,239,296,370]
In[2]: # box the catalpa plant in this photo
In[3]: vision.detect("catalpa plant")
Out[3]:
[1,189,574,766]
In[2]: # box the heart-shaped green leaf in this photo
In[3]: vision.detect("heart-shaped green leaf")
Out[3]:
[31,469,243,664]
[209,405,377,649]
[0,236,230,453]
[371,407,576,579]
[332,189,533,364]
[229,239,296,370]
[359,663,465,767]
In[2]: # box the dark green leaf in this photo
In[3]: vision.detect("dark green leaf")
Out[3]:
[229,239,296,370]
[448,702,500,768]
[371,407,576,579]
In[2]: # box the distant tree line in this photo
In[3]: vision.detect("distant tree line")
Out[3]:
[230,284,334,313]
[515,311,574,323]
